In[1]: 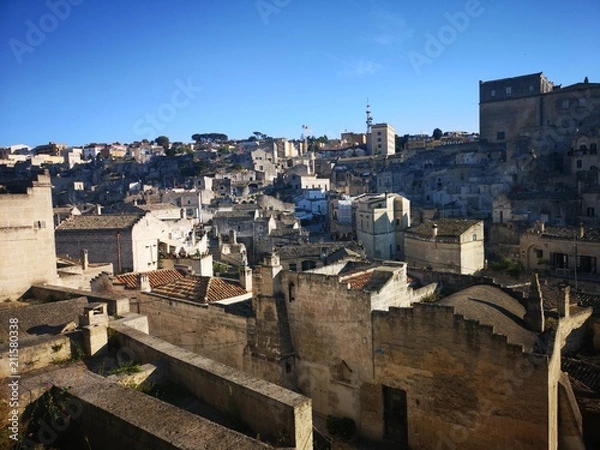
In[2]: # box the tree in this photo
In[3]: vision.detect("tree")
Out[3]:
[432,128,443,140]
[395,134,409,153]
[155,136,170,151]
[192,133,202,143]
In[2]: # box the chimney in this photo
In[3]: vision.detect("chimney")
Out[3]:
[558,285,570,318]
[229,229,237,245]
[81,249,89,271]
[432,223,438,239]
[525,273,545,332]
[579,222,584,239]
[139,273,151,293]
[240,265,252,292]
[96,204,102,215]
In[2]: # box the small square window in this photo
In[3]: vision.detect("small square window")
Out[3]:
[490,89,496,97]
[497,131,505,140]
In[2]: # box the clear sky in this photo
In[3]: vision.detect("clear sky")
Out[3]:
[1,0,599,147]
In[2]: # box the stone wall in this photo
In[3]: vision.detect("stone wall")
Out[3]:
[281,271,375,423]
[0,334,71,378]
[110,322,313,449]
[20,367,273,450]
[56,228,135,273]
[30,284,130,316]
[0,174,57,300]
[369,303,550,448]
[136,293,250,372]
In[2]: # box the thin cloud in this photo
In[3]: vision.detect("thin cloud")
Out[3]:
[368,2,414,46]
[323,53,382,78]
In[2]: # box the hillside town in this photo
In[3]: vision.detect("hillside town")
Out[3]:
[2,72,600,449]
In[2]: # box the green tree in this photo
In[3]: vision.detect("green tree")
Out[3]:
[155,135,170,151]
[432,128,443,140]
[395,134,408,152]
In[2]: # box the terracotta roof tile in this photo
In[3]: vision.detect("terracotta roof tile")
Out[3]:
[115,269,183,289]
[341,271,373,290]
[152,275,248,304]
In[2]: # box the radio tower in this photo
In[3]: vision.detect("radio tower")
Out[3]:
[366,99,373,133]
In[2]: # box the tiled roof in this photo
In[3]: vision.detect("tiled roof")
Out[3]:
[56,214,143,231]
[340,269,395,292]
[114,269,183,289]
[152,275,248,304]
[437,285,538,352]
[136,203,179,211]
[406,219,481,238]
[341,271,373,290]
[562,357,600,392]
[540,226,600,242]
[213,210,257,220]
[277,242,357,259]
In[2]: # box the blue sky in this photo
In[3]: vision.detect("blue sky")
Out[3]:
[1,0,599,147]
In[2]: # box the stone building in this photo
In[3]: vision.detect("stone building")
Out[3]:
[368,123,396,156]
[355,192,411,260]
[479,72,600,153]
[520,223,600,278]
[403,218,485,275]
[0,171,58,300]
[55,213,166,274]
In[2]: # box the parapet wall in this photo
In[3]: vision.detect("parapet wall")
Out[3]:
[109,322,313,449]
[30,284,130,316]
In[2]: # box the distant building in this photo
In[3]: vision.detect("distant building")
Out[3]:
[403,218,485,274]
[368,123,396,156]
[520,222,600,277]
[0,171,57,299]
[355,193,411,260]
[479,72,600,150]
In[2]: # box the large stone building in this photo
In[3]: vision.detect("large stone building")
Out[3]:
[55,213,166,273]
[0,171,57,300]
[355,193,411,260]
[403,218,485,275]
[479,72,600,154]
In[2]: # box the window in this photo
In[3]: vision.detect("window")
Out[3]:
[396,219,400,226]
[577,160,582,169]
[579,98,586,107]
[536,249,544,258]
[587,207,595,217]
[562,99,569,109]
[505,86,512,96]
[490,89,496,97]
[377,138,382,142]
[591,143,597,154]
[528,85,534,93]
[497,131,505,140]
[288,282,295,302]
[472,234,477,241]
